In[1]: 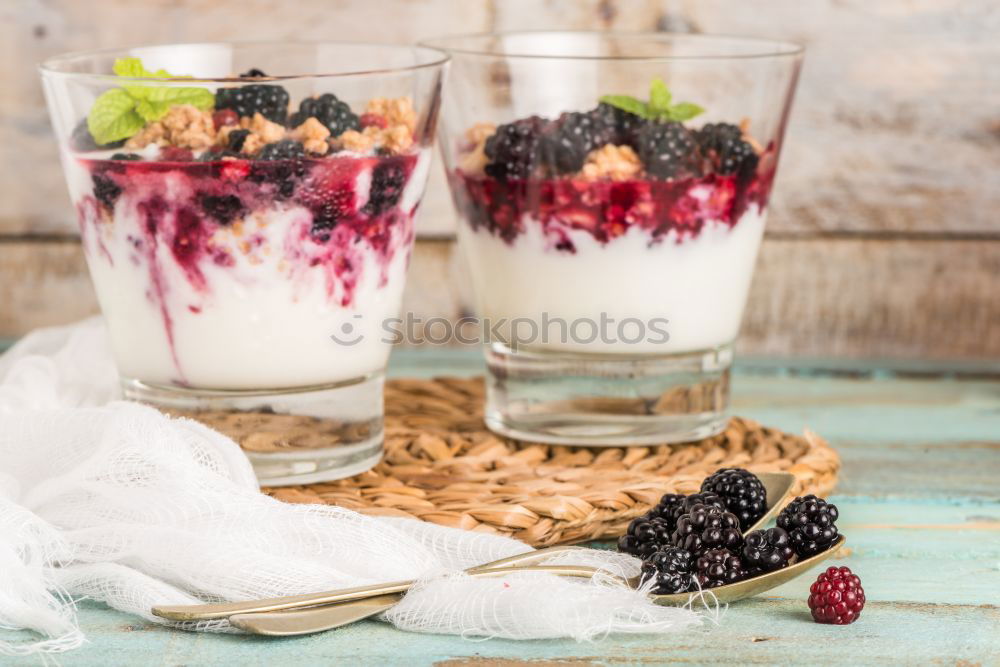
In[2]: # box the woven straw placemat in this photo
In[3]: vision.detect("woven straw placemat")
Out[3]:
[254,377,840,547]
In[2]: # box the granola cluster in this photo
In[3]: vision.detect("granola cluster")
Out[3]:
[126,105,217,150]
[335,97,417,155]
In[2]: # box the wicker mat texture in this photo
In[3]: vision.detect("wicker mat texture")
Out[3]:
[260,377,840,546]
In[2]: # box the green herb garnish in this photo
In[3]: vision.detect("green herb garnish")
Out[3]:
[86,58,215,145]
[600,78,705,123]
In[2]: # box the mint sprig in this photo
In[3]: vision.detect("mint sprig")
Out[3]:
[86,57,214,145]
[599,78,705,123]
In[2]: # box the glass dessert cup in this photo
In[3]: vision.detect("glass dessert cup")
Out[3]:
[41,42,448,484]
[424,32,802,446]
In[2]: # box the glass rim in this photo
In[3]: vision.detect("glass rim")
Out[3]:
[38,40,450,82]
[419,30,804,62]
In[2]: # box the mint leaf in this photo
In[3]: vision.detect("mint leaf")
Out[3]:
[648,78,672,113]
[87,88,144,145]
[86,57,216,140]
[665,102,705,122]
[599,94,651,119]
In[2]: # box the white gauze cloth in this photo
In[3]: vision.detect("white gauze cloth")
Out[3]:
[0,318,705,655]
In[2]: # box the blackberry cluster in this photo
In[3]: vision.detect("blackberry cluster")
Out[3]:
[617,516,672,559]
[215,69,290,124]
[363,161,407,216]
[670,503,743,557]
[226,129,252,152]
[92,173,122,209]
[646,493,687,527]
[639,546,693,595]
[591,102,645,146]
[289,93,360,136]
[635,122,698,179]
[694,548,745,589]
[484,116,547,181]
[742,527,794,575]
[695,122,759,178]
[198,194,245,225]
[777,495,840,558]
[701,467,768,530]
[542,111,616,174]
[257,140,306,161]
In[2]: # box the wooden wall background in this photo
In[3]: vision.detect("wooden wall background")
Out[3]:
[3,0,998,359]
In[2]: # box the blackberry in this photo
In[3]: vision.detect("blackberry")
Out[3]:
[695,122,759,178]
[484,116,547,181]
[693,548,745,589]
[197,148,241,162]
[742,527,794,575]
[289,93,360,136]
[541,111,615,174]
[92,173,121,209]
[700,467,768,531]
[777,495,840,558]
[592,103,645,147]
[664,492,727,528]
[363,161,406,216]
[617,516,672,560]
[226,129,252,152]
[670,504,743,557]
[646,493,687,529]
[71,118,124,152]
[639,546,693,595]
[808,566,865,625]
[199,194,244,225]
[110,153,142,161]
[215,69,290,124]
[257,140,306,161]
[635,121,698,179]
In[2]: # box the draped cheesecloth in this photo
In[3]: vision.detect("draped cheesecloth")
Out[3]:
[0,318,705,655]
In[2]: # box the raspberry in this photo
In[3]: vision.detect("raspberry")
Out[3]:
[693,548,745,589]
[700,468,768,531]
[777,495,840,558]
[290,93,360,137]
[215,69,290,124]
[639,546,693,595]
[671,504,743,557]
[617,516,672,559]
[360,113,388,129]
[742,527,794,574]
[808,566,865,624]
[484,116,547,181]
[212,109,240,130]
[635,121,698,179]
[695,122,759,178]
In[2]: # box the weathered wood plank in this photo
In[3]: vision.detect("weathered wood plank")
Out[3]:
[4,236,997,360]
[5,0,999,237]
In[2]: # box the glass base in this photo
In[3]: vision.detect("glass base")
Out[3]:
[122,373,384,486]
[484,343,731,446]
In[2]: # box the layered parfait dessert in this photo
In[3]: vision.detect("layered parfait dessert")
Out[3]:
[450,79,774,355]
[64,60,431,388]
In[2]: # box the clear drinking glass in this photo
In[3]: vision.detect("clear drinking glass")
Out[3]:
[423,32,802,445]
[40,42,448,484]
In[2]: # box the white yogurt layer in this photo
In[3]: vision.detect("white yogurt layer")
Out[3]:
[68,150,430,389]
[457,206,766,355]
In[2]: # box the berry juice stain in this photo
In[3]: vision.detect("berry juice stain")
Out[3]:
[77,151,419,380]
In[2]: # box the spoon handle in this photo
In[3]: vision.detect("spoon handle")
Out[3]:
[229,564,603,636]
[152,544,588,621]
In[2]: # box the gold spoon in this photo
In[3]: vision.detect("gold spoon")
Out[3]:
[155,472,801,634]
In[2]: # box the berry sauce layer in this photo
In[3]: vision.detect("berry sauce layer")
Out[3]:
[451,166,774,252]
[74,150,424,387]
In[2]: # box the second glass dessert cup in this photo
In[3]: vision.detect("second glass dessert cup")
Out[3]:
[41,42,448,484]
[425,32,802,445]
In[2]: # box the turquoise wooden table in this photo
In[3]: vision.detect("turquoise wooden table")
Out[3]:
[7,349,999,665]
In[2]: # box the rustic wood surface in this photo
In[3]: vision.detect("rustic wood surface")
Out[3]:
[5,348,997,666]
[3,0,998,354]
